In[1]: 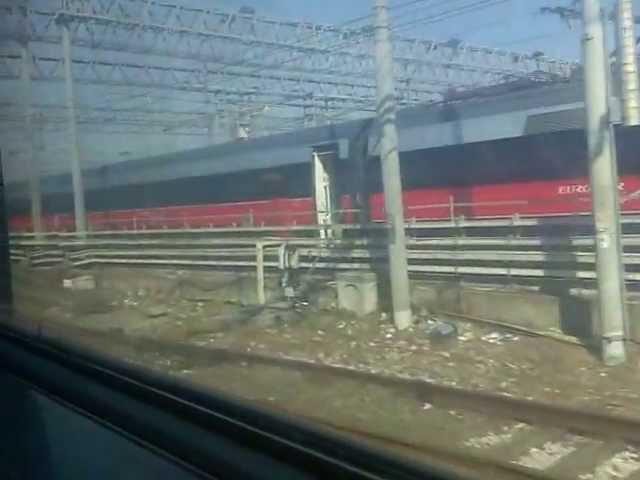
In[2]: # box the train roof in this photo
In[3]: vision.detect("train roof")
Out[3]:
[7,76,614,199]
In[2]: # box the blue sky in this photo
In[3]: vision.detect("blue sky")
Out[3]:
[2,0,628,181]
[214,0,627,61]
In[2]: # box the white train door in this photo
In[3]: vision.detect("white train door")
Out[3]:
[312,148,337,239]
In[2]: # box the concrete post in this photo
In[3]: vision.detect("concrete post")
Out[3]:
[229,111,239,140]
[256,241,266,305]
[62,24,87,235]
[251,112,263,138]
[582,0,627,365]
[20,44,43,237]
[373,0,412,330]
[616,0,640,126]
[208,112,218,143]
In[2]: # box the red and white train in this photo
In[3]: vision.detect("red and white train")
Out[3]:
[7,95,640,232]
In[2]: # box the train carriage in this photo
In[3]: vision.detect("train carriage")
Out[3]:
[7,79,640,232]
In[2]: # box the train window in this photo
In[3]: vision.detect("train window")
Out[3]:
[3,1,640,478]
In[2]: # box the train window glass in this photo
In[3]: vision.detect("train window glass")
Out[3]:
[3,1,640,478]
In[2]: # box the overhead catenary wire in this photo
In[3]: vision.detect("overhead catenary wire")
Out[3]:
[85,0,510,118]
[133,0,523,130]
[392,0,510,35]
[2,0,568,144]
[84,0,439,112]
[19,0,451,132]
[17,0,550,116]
[325,0,525,123]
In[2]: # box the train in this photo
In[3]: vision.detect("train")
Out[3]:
[7,80,640,232]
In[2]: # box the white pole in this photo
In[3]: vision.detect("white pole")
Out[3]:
[20,44,43,237]
[583,0,627,365]
[208,112,218,143]
[256,241,266,305]
[617,0,640,126]
[373,0,412,330]
[62,24,87,235]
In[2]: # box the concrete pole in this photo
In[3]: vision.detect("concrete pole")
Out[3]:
[202,62,218,144]
[373,0,412,330]
[20,44,43,237]
[256,241,266,305]
[251,111,264,138]
[208,112,218,143]
[583,0,627,365]
[616,0,640,126]
[62,24,87,235]
[229,111,239,140]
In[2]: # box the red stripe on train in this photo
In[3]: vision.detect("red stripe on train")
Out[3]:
[10,176,640,232]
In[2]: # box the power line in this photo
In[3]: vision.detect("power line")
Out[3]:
[83,0,438,111]
[326,0,532,123]
[393,0,510,35]
[3,0,460,132]
[1,0,575,140]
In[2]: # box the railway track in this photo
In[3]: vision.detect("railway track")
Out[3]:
[9,215,640,286]
[10,231,640,284]
[36,321,640,480]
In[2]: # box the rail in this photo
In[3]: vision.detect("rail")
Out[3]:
[9,218,640,289]
[10,318,638,480]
